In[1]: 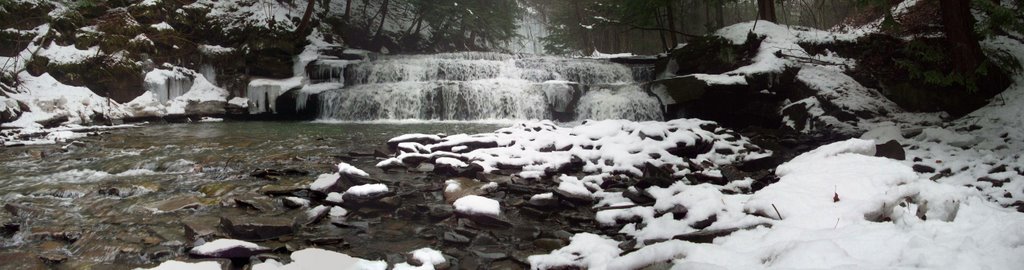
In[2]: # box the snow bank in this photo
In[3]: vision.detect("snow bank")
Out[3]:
[4,72,129,129]
[252,248,387,270]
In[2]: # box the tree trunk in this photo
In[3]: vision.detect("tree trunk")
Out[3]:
[665,0,679,46]
[373,0,390,41]
[344,0,352,22]
[572,0,593,54]
[939,0,983,74]
[715,1,724,29]
[758,0,777,22]
[296,0,317,35]
[655,8,669,51]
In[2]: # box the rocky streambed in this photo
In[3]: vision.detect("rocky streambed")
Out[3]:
[0,120,803,269]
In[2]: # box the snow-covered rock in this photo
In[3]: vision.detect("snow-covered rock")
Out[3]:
[189,239,270,259]
[135,260,221,270]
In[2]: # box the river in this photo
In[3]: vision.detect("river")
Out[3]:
[0,122,600,268]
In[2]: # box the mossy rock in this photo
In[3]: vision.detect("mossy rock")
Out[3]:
[0,0,52,30]
[97,8,143,37]
[0,30,33,57]
[656,34,762,76]
[47,8,86,35]
[45,55,144,103]
[810,34,1013,116]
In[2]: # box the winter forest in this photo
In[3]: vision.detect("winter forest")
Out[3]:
[1,0,1024,269]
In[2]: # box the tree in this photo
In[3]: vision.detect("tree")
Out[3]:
[938,0,982,74]
[757,0,776,22]
[296,0,317,35]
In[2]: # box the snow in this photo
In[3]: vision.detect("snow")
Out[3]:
[452,195,500,217]
[329,206,348,217]
[326,192,344,204]
[125,91,166,117]
[692,73,748,86]
[37,41,98,65]
[198,44,235,55]
[410,248,445,266]
[337,162,369,177]
[377,119,768,179]
[189,239,266,256]
[4,72,129,129]
[228,97,250,108]
[150,22,173,31]
[345,184,388,196]
[528,233,622,269]
[252,248,387,270]
[136,260,220,270]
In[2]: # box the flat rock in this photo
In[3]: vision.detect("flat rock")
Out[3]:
[183,216,221,242]
[220,216,295,241]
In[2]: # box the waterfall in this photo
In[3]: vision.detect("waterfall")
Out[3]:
[314,52,663,121]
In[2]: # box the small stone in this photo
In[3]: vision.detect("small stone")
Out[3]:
[913,164,936,173]
[874,140,905,160]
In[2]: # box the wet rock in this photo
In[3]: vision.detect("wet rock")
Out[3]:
[299,205,331,226]
[443,231,471,245]
[657,204,689,220]
[533,238,566,250]
[233,196,279,212]
[282,197,310,208]
[4,203,45,218]
[527,193,559,209]
[470,250,508,261]
[38,251,68,265]
[148,195,204,212]
[874,140,905,160]
[341,189,394,209]
[28,227,80,243]
[259,185,308,197]
[428,204,455,220]
[330,220,369,231]
[250,168,309,180]
[220,216,295,240]
[912,164,936,173]
[443,178,487,203]
[513,226,540,241]
[0,251,46,269]
[184,216,221,242]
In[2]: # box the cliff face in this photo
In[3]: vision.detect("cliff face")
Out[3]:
[4,0,315,101]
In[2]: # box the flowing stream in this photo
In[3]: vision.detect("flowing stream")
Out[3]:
[0,122,598,268]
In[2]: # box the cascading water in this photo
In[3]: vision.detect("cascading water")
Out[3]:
[315,52,663,121]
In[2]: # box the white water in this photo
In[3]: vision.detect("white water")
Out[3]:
[315,52,663,121]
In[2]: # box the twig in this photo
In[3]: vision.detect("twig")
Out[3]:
[771,203,783,220]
